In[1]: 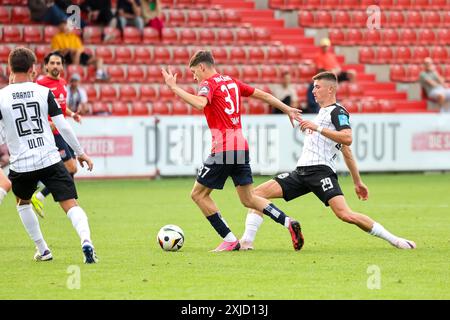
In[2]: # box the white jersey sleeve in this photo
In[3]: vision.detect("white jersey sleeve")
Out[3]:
[0,82,63,172]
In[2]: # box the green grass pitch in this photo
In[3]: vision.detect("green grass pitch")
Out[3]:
[0,173,449,299]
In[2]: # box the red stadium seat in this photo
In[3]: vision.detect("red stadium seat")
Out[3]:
[398,29,417,45]
[146,66,162,82]
[236,29,254,45]
[229,47,247,63]
[436,29,450,46]
[298,11,314,27]
[179,29,197,44]
[216,29,235,44]
[346,29,363,45]
[11,6,30,23]
[211,47,228,64]
[396,0,412,8]
[395,46,412,64]
[388,11,405,27]
[0,7,9,24]
[247,47,265,64]
[198,29,216,44]
[298,64,316,81]
[376,46,394,64]
[413,0,430,8]
[171,66,186,83]
[248,100,268,114]
[347,83,363,97]
[351,11,367,28]
[329,29,345,45]
[221,65,241,79]
[34,45,51,62]
[405,11,423,27]
[153,47,171,64]
[140,86,158,100]
[23,26,42,43]
[303,0,322,9]
[152,101,170,115]
[162,28,178,44]
[241,66,260,82]
[223,9,241,26]
[123,27,141,44]
[119,85,138,101]
[322,0,340,8]
[365,29,382,45]
[314,11,333,28]
[83,26,102,44]
[67,65,86,81]
[143,27,159,44]
[260,65,279,83]
[85,86,97,100]
[284,45,302,63]
[443,11,450,27]
[111,102,129,115]
[131,102,149,115]
[127,65,145,82]
[172,47,190,64]
[3,26,22,43]
[91,102,111,115]
[205,10,223,26]
[382,29,399,45]
[95,47,114,64]
[430,46,448,63]
[430,0,447,9]
[360,99,380,113]
[379,100,395,113]
[99,85,118,101]
[254,28,271,44]
[115,47,133,64]
[267,46,285,63]
[186,11,204,26]
[334,11,351,28]
[417,29,436,45]
[412,47,430,63]
[172,101,190,115]
[167,11,185,26]
[423,11,441,27]
[134,47,151,64]
[341,0,359,9]
[408,64,422,82]
[359,47,375,64]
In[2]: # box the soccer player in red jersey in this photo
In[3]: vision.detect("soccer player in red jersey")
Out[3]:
[162,50,305,252]
[32,52,82,217]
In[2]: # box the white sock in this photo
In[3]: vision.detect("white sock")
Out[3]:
[224,232,237,242]
[0,187,7,204]
[36,191,45,202]
[17,204,48,254]
[369,222,398,245]
[67,206,92,246]
[284,216,291,228]
[241,211,264,242]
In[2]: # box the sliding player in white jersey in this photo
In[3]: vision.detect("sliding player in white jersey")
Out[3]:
[0,47,98,263]
[240,72,416,251]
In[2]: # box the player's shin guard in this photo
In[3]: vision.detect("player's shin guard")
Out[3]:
[67,206,92,245]
[206,212,237,242]
[263,203,289,227]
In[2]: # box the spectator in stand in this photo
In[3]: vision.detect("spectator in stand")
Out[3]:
[80,0,118,28]
[271,71,298,114]
[141,0,164,40]
[314,38,356,83]
[420,57,450,113]
[51,21,109,80]
[67,73,90,115]
[28,0,68,25]
[117,0,145,32]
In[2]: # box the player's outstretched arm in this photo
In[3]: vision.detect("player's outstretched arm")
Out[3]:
[161,67,208,110]
[251,89,302,126]
[299,120,353,146]
[341,145,368,201]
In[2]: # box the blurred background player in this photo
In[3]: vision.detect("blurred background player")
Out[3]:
[0,47,97,263]
[32,52,82,217]
[240,72,416,251]
[162,50,304,252]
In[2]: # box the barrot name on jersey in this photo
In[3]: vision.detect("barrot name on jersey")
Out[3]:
[12,91,34,99]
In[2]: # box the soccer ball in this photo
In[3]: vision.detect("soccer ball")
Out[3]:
[157,224,184,251]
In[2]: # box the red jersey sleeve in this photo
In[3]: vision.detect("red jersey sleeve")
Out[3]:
[235,79,255,97]
[197,80,213,104]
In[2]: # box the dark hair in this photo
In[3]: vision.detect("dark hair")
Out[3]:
[8,47,37,73]
[312,71,337,83]
[189,50,215,68]
[44,51,65,65]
